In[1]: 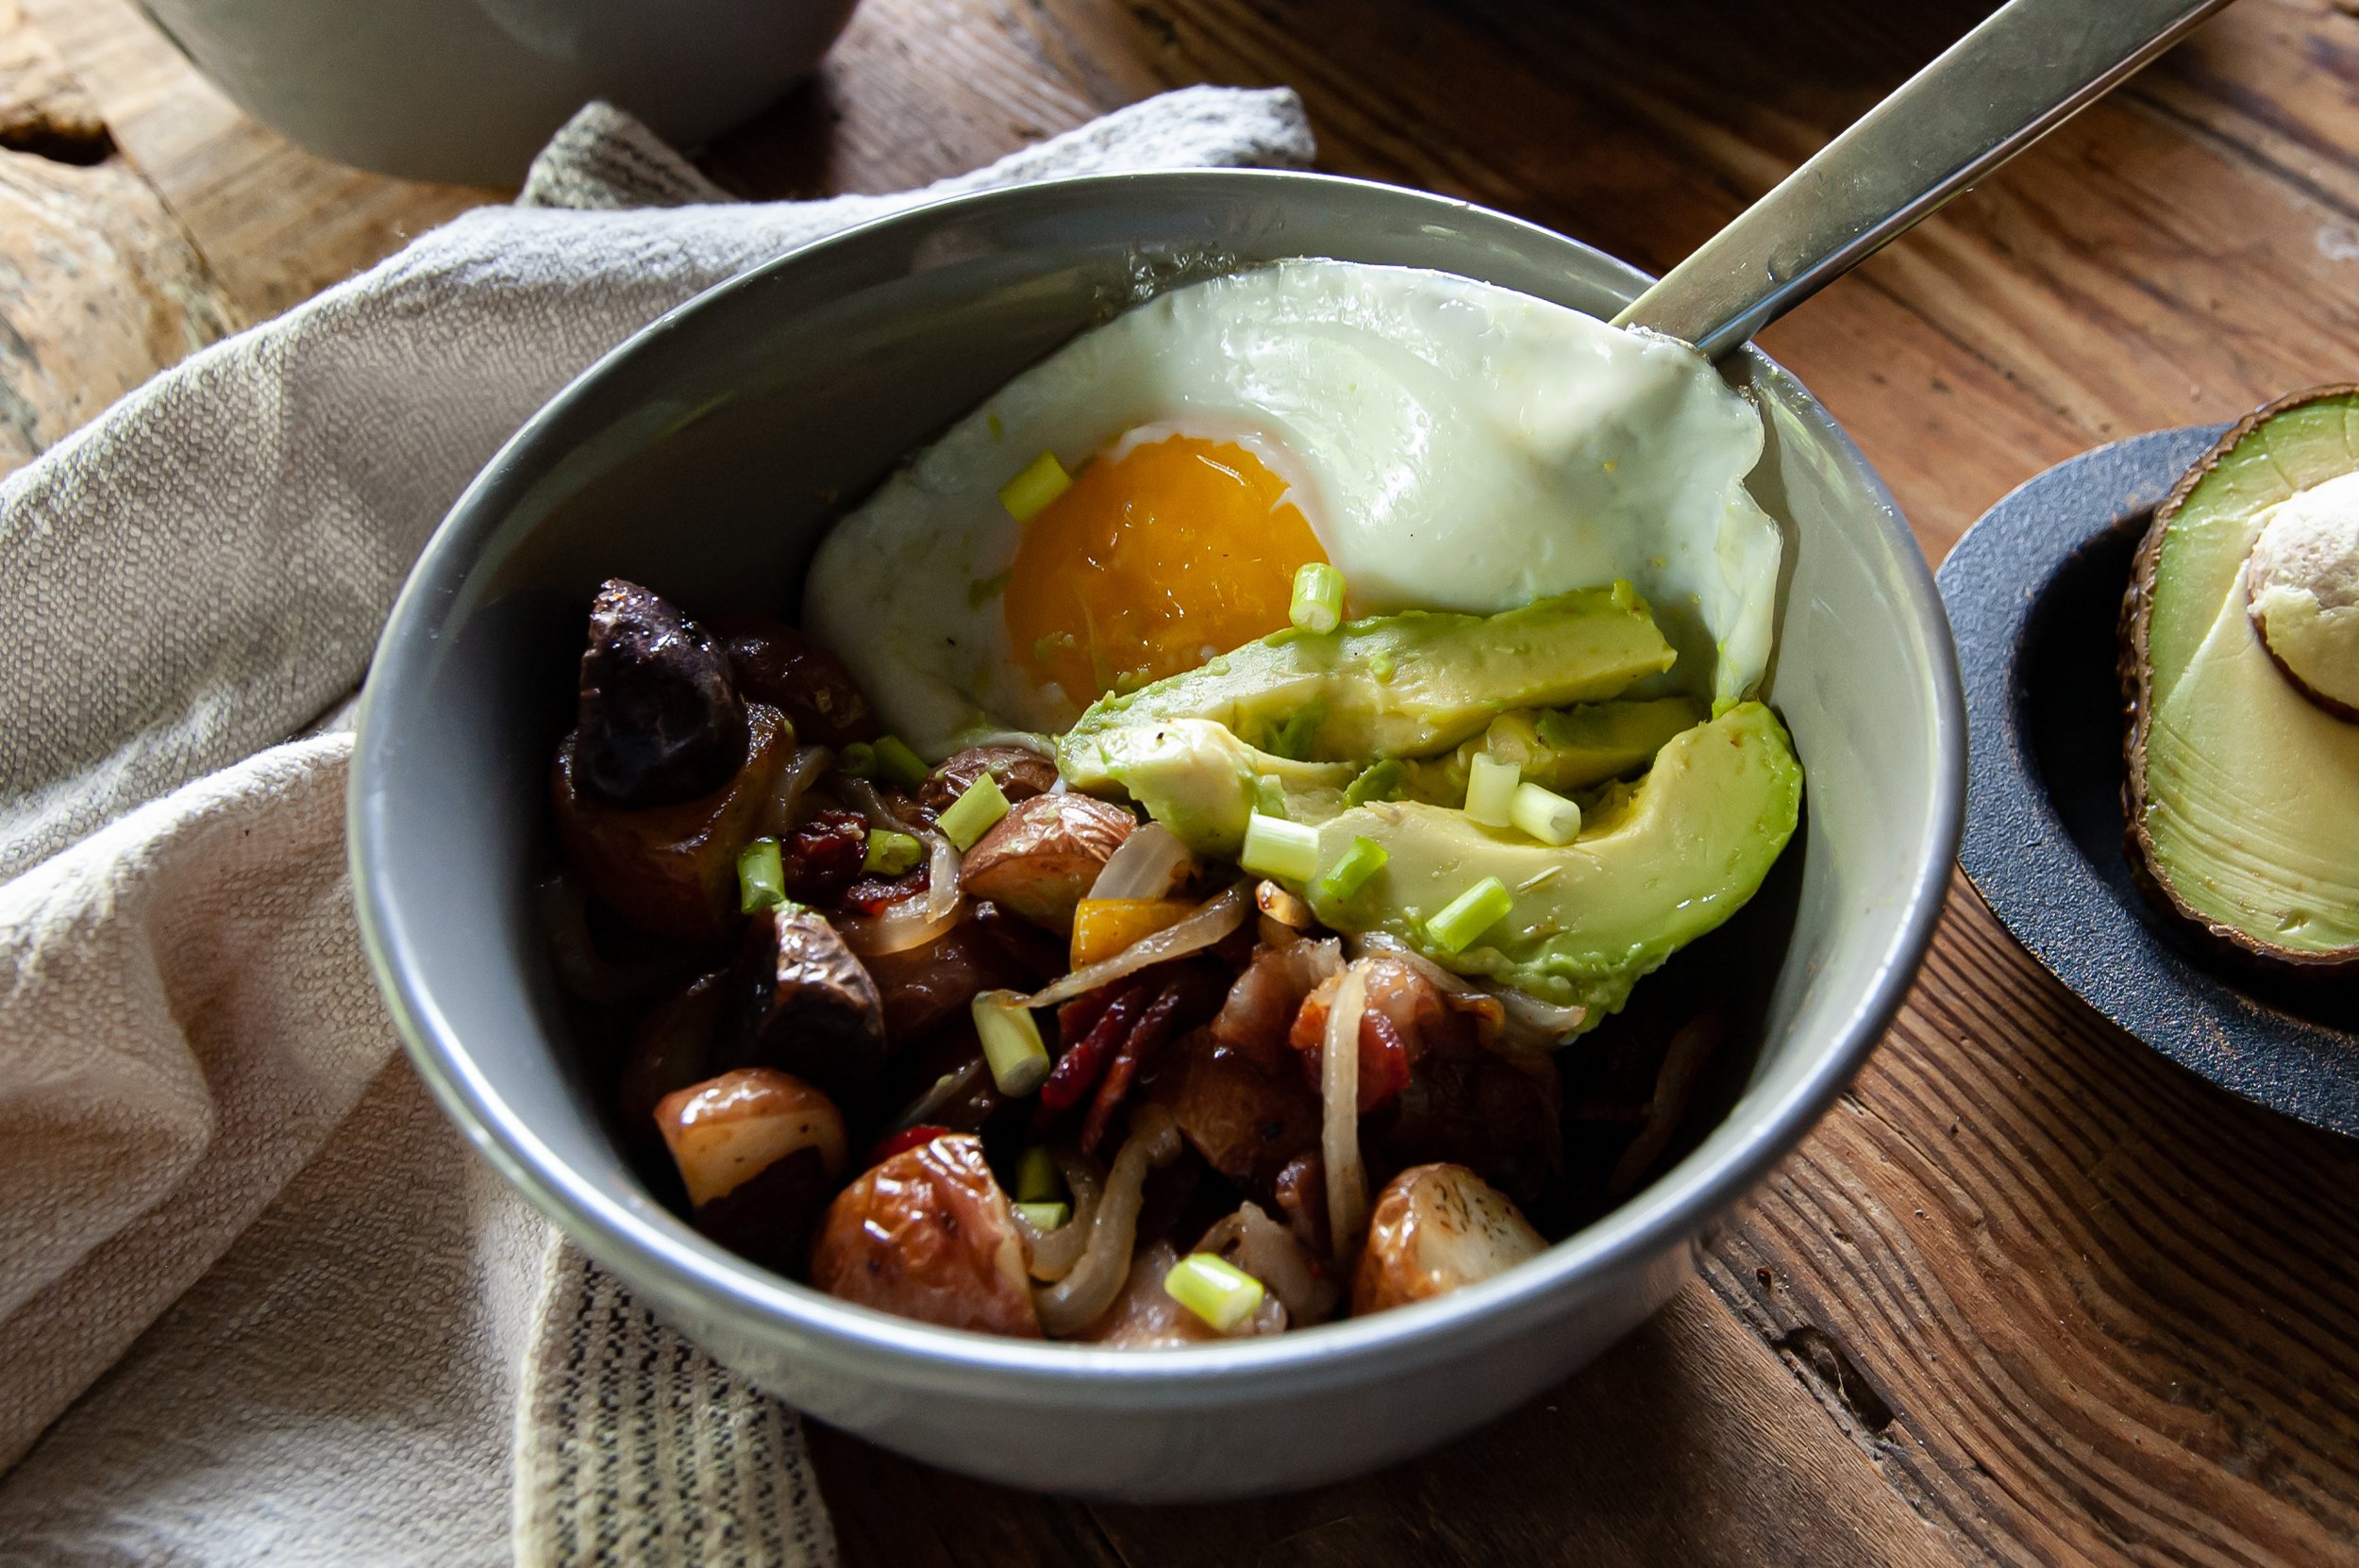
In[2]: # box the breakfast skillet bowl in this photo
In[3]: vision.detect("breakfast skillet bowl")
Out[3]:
[349,170,1964,1501]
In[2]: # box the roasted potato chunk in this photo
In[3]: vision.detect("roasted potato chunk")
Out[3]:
[1351,1163,1546,1315]
[619,971,728,1151]
[714,614,879,748]
[918,745,1061,814]
[576,579,748,808]
[552,702,793,944]
[728,904,887,1095]
[958,793,1135,934]
[656,1068,847,1270]
[810,1134,1041,1337]
[859,919,1030,1045]
[1147,1026,1321,1191]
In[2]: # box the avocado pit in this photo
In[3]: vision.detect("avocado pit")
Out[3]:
[2246,472,2359,719]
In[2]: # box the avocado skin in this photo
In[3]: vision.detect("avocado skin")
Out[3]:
[2119,384,2359,977]
[1302,702,1803,1025]
[1060,583,1675,771]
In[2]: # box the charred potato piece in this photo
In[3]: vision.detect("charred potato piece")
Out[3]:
[553,702,793,944]
[619,971,729,1152]
[918,745,1061,815]
[1368,1029,1562,1206]
[1148,1026,1322,1191]
[656,1068,847,1270]
[577,579,749,807]
[1351,1163,1546,1316]
[713,614,879,748]
[959,793,1135,934]
[730,905,888,1096]
[810,1134,1042,1337]
[860,919,1030,1045]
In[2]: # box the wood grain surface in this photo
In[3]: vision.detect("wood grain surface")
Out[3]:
[9,1,2358,1563]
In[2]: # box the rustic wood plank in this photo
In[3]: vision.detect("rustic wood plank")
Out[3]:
[1702,881,2359,1568]
[0,0,234,476]
[18,0,494,323]
[811,1283,1969,1568]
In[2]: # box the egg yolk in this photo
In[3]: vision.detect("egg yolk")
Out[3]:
[1004,434,1326,704]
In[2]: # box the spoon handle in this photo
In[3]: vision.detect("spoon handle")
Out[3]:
[1614,0,2234,357]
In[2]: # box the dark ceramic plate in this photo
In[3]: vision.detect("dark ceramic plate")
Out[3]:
[1939,426,2359,1138]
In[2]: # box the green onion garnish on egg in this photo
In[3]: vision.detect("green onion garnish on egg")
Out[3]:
[998,451,1073,522]
[1289,561,1347,633]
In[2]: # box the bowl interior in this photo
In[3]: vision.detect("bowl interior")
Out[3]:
[353,172,1960,1388]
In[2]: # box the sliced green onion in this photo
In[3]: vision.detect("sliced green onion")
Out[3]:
[1510,781,1582,846]
[1289,561,1347,633]
[864,828,923,875]
[1253,774,1288,819]
[1343,758,1404,807]
[972,990,1051,1096]
[1240,811,1320,882]
[1313,835,1389,902]
[1367,651,1397,683]
[1015,1146,1062,1204]
[835,741,878,777]
[1163,1252,1266,1332]
[1014,1201,1072,1231]
[872,734,929,789]
[1426,876,1513,955]
[936,771,1011,849]
[1464,752,1519,826]
[737,837,786,912]
[998,451,1072,522]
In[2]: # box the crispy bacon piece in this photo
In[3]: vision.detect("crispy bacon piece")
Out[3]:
[1288,956,1439,1114]
[1210,937,1342,1076]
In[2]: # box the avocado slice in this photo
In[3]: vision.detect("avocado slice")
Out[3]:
[1072,718,1356,858]
[1299,702,1802,1021]
[1398,697,1708,805]
[1058,583,1675,774]
[2123,386,2359,972]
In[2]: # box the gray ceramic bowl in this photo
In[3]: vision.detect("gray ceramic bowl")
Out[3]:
[350,170,1964,1500]
[139,0,859,186]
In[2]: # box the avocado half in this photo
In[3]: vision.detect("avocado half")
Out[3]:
[2121,385,2359,976]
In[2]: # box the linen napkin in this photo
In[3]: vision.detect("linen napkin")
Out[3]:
[0,86,1315,1566]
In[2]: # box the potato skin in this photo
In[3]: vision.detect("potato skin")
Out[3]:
[1351,1162,1546,1316]
[810,1134,1042,1337]
[576,579,748,807]
[958,793,1136,934]
[728,905,887,1096]
[920,745,1061,815]
[553,702,793,944]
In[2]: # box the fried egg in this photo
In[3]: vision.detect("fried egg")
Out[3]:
[802,259,1782,758]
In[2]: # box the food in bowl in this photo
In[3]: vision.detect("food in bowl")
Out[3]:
[2122,385,2359,974]
[539,259,1804,1345]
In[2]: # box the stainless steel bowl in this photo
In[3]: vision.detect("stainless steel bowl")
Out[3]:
[349,170,1964,1500]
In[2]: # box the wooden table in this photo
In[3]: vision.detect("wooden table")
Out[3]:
[10,0,2357,1561]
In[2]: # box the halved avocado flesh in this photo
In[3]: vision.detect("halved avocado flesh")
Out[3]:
[2126,387,2359,968]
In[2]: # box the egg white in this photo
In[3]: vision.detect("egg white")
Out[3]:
[802,259,1783,759]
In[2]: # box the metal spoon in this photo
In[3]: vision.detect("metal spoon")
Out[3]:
[1616,0,2235,357]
